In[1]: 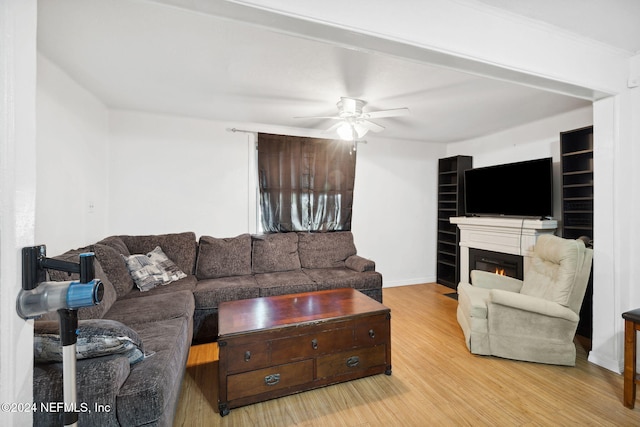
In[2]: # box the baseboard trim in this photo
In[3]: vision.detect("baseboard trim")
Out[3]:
[382,277,436,288]
[588,351,623,374]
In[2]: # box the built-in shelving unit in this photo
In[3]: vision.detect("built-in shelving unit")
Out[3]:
[436,155,472,289]
[561,126,594,240]
[560,125,593,339]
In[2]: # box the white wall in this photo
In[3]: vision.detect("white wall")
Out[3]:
[107,111,254,238]
[36,55,110,256]
[352,137,445,287]
[0,1,37,425]
[447,106,593,222]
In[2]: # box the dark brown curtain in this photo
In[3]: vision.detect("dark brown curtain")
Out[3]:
[257,133,356,232]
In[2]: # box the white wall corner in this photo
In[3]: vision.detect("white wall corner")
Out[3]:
[0,0,37,425]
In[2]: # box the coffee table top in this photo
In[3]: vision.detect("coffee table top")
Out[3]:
[218,288,389,337]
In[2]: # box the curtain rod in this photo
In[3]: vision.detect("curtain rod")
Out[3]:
[227,127,254,134]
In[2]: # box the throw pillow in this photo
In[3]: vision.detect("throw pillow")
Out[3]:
[147,246,187,283]
[34,319,148,365]
[122,253,165,292]
[122,246,188,292]
[196,234,252,279]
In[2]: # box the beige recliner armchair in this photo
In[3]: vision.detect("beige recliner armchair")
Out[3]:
[456,234,593,366]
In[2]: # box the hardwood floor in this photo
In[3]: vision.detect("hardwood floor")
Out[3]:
[173,283,640,426]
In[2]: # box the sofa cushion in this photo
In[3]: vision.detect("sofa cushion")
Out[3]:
[120,275,197,300]
[120,232,197,276]
[115,316,191,426]
[93,243,136,298]
[96,236,130,257]
[34,319,145,365]
[297,231,357,269]
[303,268,382,291]
[254,270,317,297]
[104,290,195,326]
[196,234,252,279]
[45,247,118,320]
[252,233,301,273]
[193,275,260,309]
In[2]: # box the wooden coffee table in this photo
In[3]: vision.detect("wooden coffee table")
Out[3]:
[217,288,391,416]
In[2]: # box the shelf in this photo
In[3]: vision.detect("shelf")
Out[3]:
[436,155,472,289]
[562,149,593,157]
[560,126,593,340]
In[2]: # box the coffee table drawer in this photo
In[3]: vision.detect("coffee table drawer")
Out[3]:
[316,344,387,379]
[271,327,354,364]
[227,359,314,401]
[355,313,390,346]
[225,341,270,373]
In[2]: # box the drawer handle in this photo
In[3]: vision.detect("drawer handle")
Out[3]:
[369,329,375,339]
[264,373,280,386]
[311,338,318,350]
[244,351,251,362]
[346,356,360,368]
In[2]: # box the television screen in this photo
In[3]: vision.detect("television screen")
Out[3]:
[464,157,553,218]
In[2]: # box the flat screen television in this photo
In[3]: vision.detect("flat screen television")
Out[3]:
[464,157,553,218]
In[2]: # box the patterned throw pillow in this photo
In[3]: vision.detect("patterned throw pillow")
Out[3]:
[122,246,187,292]
[147,246,187,283]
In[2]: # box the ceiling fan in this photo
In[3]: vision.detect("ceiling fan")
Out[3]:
[296,97,410,141]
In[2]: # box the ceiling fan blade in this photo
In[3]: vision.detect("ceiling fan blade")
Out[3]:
[363,108,410,119]
[359,120,385,133]
[294,115,341,120]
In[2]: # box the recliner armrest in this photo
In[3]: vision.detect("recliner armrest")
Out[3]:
[345,255,375,272]
[489,289,579,322]
[470,270,523,293]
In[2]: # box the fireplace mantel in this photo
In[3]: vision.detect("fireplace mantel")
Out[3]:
[450,216,558,283]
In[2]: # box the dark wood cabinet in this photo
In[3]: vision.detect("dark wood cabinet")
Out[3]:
[437,155,472,289]
[217,289,391,415]
[560,126,593,339]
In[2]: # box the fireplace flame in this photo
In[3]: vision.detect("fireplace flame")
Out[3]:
[494,267,506,276]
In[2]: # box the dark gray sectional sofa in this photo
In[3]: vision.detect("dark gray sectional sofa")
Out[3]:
[33,231,382,426]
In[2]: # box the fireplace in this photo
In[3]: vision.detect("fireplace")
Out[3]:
[469,248,523,280]
[449,216,557,283]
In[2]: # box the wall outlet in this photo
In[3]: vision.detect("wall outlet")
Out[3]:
[88,201,95,214]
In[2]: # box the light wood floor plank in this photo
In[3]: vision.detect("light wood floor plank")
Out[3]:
[173,283,640,426]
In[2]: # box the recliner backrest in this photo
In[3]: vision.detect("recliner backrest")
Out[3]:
[520,234,593,313]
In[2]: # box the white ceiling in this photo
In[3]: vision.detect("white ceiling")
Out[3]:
[37,0,636,143]
[475,0,640,55]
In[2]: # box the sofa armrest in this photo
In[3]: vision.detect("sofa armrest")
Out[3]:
[489,289,579,322]
[470,270,523,293]
[345,255,375,272]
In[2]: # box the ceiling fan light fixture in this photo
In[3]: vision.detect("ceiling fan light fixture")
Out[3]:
[337,121,355,141]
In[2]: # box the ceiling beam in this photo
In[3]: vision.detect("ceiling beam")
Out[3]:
[147,0,611,101]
